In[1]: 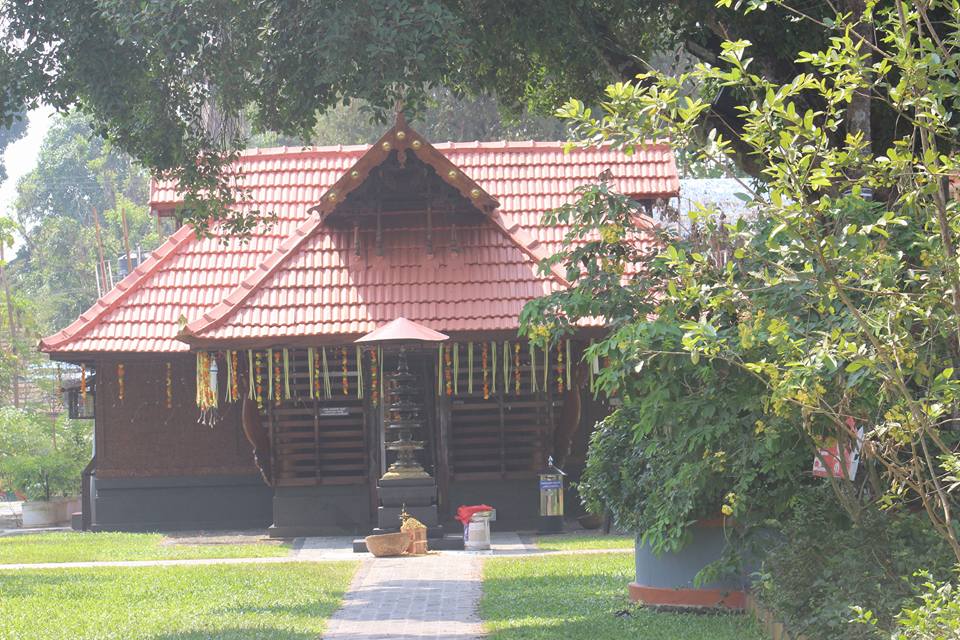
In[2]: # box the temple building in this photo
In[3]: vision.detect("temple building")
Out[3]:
[40,118,678,535]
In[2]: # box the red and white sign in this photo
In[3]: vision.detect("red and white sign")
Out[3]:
[813,418,864,481]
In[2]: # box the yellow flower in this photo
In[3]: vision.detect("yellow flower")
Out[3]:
[721,504,734,517]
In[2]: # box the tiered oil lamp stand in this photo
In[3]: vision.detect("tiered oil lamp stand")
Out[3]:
[374,347,440,531]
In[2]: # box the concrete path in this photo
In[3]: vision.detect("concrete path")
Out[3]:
[323,553,485,640]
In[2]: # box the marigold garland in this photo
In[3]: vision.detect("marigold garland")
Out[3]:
[228,350,240,401]
[444,344,453,396]
[311,347,321,399]
[481,342,490,400]
[369,348,379,407]
[514,343,521,394]
[273,349,282,406]
[117,363,125,403]
[341,346,349,395]
[165,362,173,409]
[254,351,264,410]
[80,364,87,406]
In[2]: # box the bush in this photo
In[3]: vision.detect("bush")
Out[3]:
[758,486,955,640]
[0,407,91,501]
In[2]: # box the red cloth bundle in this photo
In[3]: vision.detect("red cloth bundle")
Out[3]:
[456,504,494,526]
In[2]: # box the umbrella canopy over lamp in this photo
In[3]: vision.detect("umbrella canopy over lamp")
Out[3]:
[354,317,449,344]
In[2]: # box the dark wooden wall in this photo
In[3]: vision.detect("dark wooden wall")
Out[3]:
[94,355,259,479]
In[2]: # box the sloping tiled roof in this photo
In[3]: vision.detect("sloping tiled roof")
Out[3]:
[40,136,677,356]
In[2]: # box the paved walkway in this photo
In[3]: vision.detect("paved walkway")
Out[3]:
[323,553,485,640]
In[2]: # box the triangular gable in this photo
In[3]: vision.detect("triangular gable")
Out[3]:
[312,113,500,219]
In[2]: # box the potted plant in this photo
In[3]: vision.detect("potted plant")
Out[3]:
[0,408,90,527]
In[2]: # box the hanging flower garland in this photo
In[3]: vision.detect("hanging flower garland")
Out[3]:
[228,350,240,402]
[117,363,125,403]
[566,340,572,390]
[80,364,87,406]
[481,342,490,400]
[369,348,379,407]
[514,342,521,394]
[267,348,274,402]
[165,362,173,409]
[254,351,264,409]
[196,351,217,411]
[556,342,565,393]
[444,344,453,396]
[273,349,282,406]
[341,347,349,395]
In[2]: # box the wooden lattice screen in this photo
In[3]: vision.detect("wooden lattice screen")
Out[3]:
[448,344,556,480]
[265,348,367,487]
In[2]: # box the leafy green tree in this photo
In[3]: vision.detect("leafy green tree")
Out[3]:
[543,0,960,570]
[0,0,839,235]
[0,407,91,501]
[10,112,158,332]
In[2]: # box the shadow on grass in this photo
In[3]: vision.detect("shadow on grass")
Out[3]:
[481,555,761,640]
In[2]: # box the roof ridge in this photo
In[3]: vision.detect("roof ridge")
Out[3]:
[39,224,199,353]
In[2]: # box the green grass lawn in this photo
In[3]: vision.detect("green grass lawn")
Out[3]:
[535,532,634,551]
[481,552,762,640]
[0,562,356,640]
[0,532,292,564]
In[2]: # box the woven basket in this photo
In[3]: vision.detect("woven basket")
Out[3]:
[406,527,428,555]
[365,532,410,557]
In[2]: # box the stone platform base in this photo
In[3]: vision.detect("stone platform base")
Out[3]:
[628,582,746,610]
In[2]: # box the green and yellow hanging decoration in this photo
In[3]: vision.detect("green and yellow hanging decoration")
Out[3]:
[321,347,332,399]
[556,342,564,393]
[514,342,521,394]
[467,342,474,394]
[196,351,218,412]
[282,348,292,400]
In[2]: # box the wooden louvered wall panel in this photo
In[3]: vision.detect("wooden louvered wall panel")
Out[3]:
[449,353,555,480]
[265,348,367,487]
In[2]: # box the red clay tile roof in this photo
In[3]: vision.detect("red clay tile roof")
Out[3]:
[40,133,677,356]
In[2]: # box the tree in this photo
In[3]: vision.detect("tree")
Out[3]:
[10,112,158,332]
[0,0,838,235]
[545,0,960,567]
